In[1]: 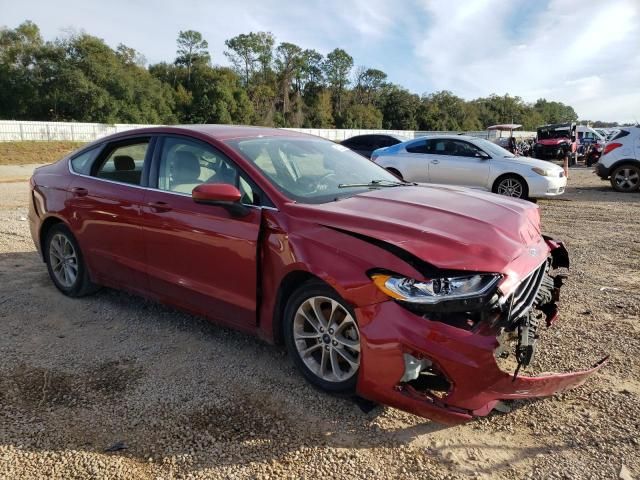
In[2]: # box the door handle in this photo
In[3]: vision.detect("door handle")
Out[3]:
[147,201,172,213]
[70,187,88,197]
[431,160,440,164]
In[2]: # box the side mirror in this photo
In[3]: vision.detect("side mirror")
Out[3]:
[475,151,490,159]
[192,183,248,216]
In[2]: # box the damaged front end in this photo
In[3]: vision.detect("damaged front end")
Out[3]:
[356,238,607,424]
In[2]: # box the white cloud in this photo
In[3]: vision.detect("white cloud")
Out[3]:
[413,0,640,122]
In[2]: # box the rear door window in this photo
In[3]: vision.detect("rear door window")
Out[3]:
[93,140,150,186]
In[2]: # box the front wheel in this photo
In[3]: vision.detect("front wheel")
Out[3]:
[45,223,98,297]
[493,175,529,200]
[610,165,640,192]
[283,280,361,394]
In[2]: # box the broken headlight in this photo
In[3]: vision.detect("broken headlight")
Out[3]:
[371,273,501,305]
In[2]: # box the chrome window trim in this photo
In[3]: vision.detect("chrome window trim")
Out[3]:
[66,159,279,212]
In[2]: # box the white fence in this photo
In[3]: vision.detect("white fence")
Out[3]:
[0,120,535,142]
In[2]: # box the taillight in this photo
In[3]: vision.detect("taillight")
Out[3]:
[603,143,622,155]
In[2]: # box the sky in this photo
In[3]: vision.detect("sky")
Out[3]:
[2,0,639,123]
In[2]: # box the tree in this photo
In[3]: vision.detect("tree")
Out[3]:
[533,99,578,124]
[0,21,45,118]
[116,43,146,67]
[175,30,210,84]
[224,32,274,86]
[305,90,334,128]
[323,48,353,114]
[274,42,303,117]
[341,103,382,128]
[377,85,420,130]
[1,21,591,131]
[297,49,324,93]
[354,67,387,104]
[419,91,481,131]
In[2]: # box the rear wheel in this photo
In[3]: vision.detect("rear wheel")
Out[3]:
[493,175,529,200]
[45,224,98,297]
[610,164,640,192]
[283,280,360,394]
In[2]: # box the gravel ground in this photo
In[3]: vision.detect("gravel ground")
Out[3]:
[0,167,638,479]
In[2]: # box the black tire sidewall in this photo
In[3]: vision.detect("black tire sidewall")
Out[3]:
[44,224,89,297]
[283,280,359,395]
[610,165,640,193]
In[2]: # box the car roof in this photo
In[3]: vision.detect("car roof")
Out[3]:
[95,124,317,144]
[407,134,482,142]
[342,133,408,142]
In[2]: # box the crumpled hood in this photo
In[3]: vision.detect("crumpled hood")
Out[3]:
[288,184,549,276]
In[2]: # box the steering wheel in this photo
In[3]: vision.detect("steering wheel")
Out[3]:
[312,172,337,193]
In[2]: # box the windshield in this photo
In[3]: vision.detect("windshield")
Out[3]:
[538,128,570,140]
[474,138,515,158]
[226,137,404,204]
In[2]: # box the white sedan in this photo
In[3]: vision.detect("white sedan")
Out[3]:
[372,135,566,200]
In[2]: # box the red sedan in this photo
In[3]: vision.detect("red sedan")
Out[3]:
[28,125,605,424]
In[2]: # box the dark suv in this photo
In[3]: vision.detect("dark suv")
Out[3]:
[340,134,408,159]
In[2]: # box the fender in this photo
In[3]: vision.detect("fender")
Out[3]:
[603,158,640,177]
[257,209,425,343]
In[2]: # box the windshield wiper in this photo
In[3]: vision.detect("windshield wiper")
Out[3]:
[337,179,414,189]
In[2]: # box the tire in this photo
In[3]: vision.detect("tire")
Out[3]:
[44,223,98,297]
[283,280,360,394]
[610,164,640,193]
[386,168,403,180]
[492,174,529,200]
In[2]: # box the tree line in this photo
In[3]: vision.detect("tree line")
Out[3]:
[0,20,593,131]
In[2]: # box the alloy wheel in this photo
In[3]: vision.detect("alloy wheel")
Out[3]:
[497,178,524,198]
[49,233,78,288]
[613,167,640,191]
[293,296,360,383]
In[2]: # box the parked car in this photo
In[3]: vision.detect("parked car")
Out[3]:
[340,134,408,158]
[29,125,604,424]
[533,123,577,160]
[595,126,640,192]
[371,135,566,200]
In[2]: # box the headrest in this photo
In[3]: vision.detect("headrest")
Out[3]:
[114,155,135,171]
[172,151,200,183]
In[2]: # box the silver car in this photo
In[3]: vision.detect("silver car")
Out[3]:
[371,135,567,200]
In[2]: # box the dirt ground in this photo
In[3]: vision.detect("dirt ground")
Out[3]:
[0,166,638,479]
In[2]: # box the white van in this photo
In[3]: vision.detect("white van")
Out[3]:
[576,125,605,146]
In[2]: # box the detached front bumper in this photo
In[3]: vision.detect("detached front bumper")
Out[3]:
[355,242,606,424]
[355,301,606,424]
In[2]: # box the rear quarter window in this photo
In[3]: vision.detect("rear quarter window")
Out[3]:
[70,146,101,175]
[611,130,630,141]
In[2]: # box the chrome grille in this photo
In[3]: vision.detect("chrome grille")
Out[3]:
[508,260,549,321]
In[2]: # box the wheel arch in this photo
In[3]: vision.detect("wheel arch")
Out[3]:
[38,216,67,261]
[608,158,640,172]
[491,172,529,197]
[272,270,324,345]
